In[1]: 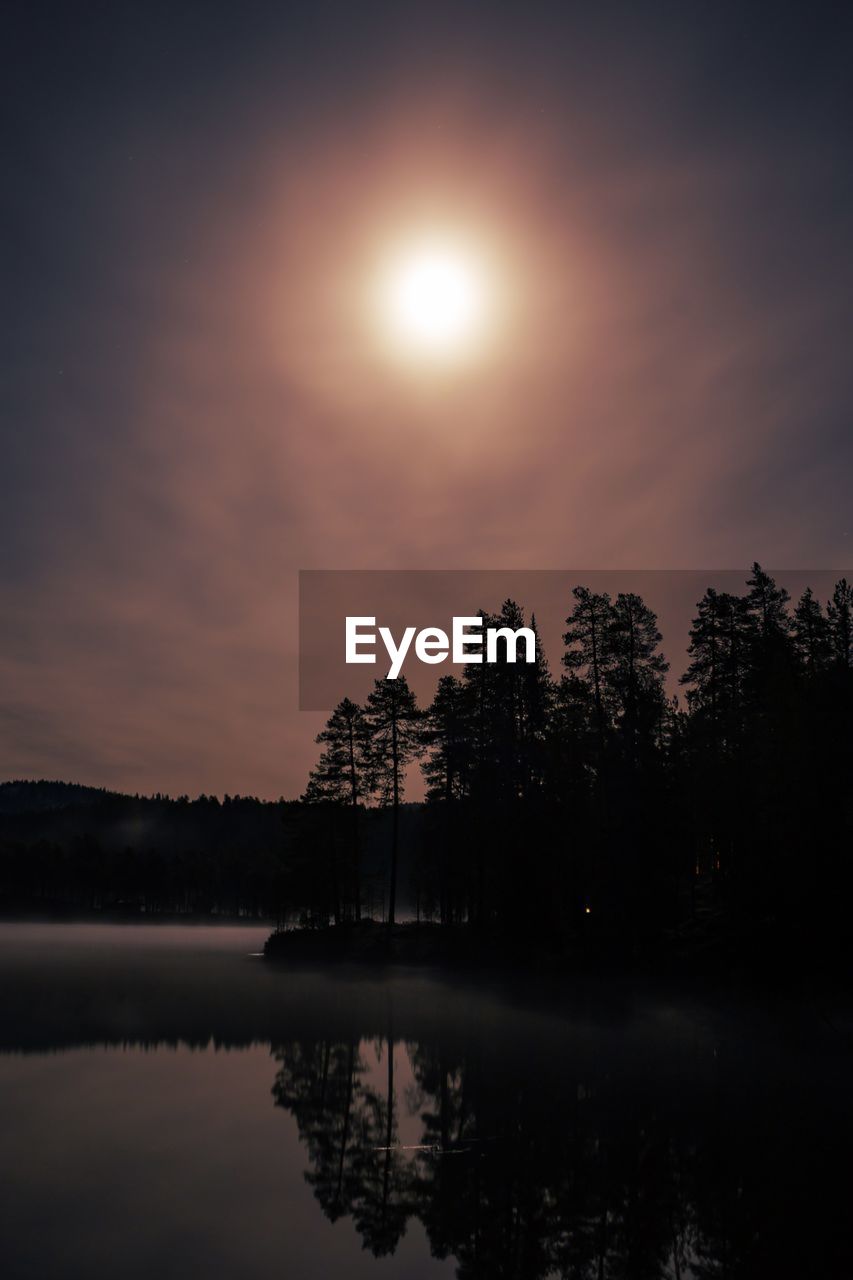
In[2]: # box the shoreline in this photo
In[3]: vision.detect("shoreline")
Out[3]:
[262,917,852,988]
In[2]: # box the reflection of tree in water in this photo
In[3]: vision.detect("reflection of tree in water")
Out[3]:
[271,1040,365,1223]
[350,1034,410,1255]
[408,1044,684,1280]
[272,1033,410,1256]
[272,1032,845,1278]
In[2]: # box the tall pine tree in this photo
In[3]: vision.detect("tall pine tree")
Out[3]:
[364,676,422,927]
[303,697,372,921]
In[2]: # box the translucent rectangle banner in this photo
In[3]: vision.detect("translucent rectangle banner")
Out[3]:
[298,568,851,710]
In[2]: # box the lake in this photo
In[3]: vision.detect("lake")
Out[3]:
[0,923,851,1278]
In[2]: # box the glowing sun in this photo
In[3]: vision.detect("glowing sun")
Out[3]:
[376,235,491,362]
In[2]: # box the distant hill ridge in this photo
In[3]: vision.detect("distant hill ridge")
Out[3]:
[0,780,117,816]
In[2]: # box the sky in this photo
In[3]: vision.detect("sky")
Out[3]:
[2,1,853,799]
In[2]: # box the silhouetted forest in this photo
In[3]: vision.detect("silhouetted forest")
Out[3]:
[294,565,853,963]
[3,566,853,965]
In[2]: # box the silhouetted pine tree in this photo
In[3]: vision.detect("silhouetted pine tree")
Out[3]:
[607,591,669,752]
[563,586,613,743]
[421,675,473,805]
[745,562,791,641]
[792,587,831,674]
[419,675,475,925]
[303,697,372,921]
[744,562,795,706]
[827,577,853,669]
[364,676,422,928]
[682,589,754,751]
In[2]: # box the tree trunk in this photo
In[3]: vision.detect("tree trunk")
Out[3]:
[381,1032,394,1224]
[388,710,399,929]
[336,1040,355,1204]
[347,720,361,922]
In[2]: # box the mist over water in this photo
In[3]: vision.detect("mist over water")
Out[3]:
[1,924,851,1278]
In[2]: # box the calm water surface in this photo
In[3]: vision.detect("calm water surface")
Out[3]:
[1,923,851,1279]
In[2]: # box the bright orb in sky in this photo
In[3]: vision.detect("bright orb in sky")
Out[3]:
[376,236,491,362]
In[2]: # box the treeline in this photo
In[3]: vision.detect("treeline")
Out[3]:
[0,788,291,917]
[302,566,853,950]
[0,784,420,921]
[3,566,852,948]
[0,783,420,926]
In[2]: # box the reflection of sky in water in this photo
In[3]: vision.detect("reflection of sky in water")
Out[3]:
[0,1043,448,1280]
[1,925,852,1279]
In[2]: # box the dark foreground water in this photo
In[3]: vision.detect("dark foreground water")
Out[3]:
[1,925,852,1279]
